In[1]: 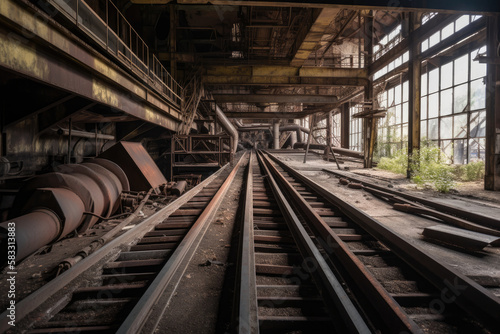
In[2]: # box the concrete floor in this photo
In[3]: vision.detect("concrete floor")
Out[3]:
[271,150,500,287]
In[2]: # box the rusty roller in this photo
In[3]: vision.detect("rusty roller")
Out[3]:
[0,158,129,264]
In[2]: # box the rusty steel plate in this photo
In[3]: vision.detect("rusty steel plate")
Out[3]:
[99,141,167,192]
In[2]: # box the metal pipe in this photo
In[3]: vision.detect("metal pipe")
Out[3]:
[215,104,238,153]
[273,121,280,149]
[171,180,187,196]
[57,128,115,140]
[55,189,154,274]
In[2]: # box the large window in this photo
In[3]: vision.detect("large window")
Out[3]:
[420,46,487,163]
[421,15,483,53]
[377,80,409,156]
[349,104,363,152]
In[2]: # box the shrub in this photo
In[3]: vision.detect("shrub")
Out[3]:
[456,160,485,181]
[377,142,457,193]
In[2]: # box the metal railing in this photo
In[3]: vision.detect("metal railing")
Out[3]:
[49,0,182,107]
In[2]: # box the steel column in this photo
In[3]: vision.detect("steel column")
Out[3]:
[485,16,500,190]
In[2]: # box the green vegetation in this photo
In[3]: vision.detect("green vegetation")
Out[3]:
[376,141,485,193]
[455,160,485,181]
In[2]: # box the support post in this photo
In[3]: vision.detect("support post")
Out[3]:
[341,103,350,149]
[407,12,421,178]
[327,110,333,147]
[273,120,280,149]
[363,12,375,168]
[485,16,500,190]
[169,4,177,80]
[67,118,72,164]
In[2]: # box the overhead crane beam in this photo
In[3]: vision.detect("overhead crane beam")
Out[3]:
[212,94,338,103]
[134,0,500,13]
[203,65,369,86]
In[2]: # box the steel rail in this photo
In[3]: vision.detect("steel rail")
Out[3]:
[266,151,500,330]
[118,152,247,334]
[259,151,422,334]
[234,151,259,334]
[0,162,230,333]
[256,151,371,334]
[322,168,500,230]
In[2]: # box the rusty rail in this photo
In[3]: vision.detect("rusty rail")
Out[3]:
[0,161,231,332]
[266,151,500,330]
[256,150,371,334]
[322,168,500,231]
[117,152,248,333]
[260,151,420,333]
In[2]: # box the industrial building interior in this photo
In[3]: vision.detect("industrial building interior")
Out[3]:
[0,0,500,333]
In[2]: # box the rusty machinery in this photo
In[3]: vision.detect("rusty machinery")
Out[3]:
[0,142,171,265]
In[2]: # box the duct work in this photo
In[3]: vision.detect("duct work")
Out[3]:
[0,142,168,264]
[215,105,238,154]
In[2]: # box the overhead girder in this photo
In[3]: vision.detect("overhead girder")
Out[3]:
[290,8,341,67]
[0,0,181,132]
[136,0,500,13]
[203,65,369,86]
[213,94,338,103]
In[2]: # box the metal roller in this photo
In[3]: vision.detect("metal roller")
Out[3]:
[0,156,131,265]
[0,188,85,262]
[55,164,106,230]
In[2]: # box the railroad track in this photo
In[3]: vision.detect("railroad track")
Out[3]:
[233,150,500,333]
[234,151,370,333]
[1,154,246,334]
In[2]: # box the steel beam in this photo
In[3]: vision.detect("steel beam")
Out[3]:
[223,111,315,118]
[173,0,500,13]
[213,94,338,103]
[407,13,421,178]
[290,8,341,67]
[0,0,181,131]
[485,16,500,190]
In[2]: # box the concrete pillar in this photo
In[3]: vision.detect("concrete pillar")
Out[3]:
[485,16,500,190]
[273,120,280,149]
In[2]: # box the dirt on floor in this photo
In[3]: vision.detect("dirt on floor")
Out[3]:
[155,160,246,334]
